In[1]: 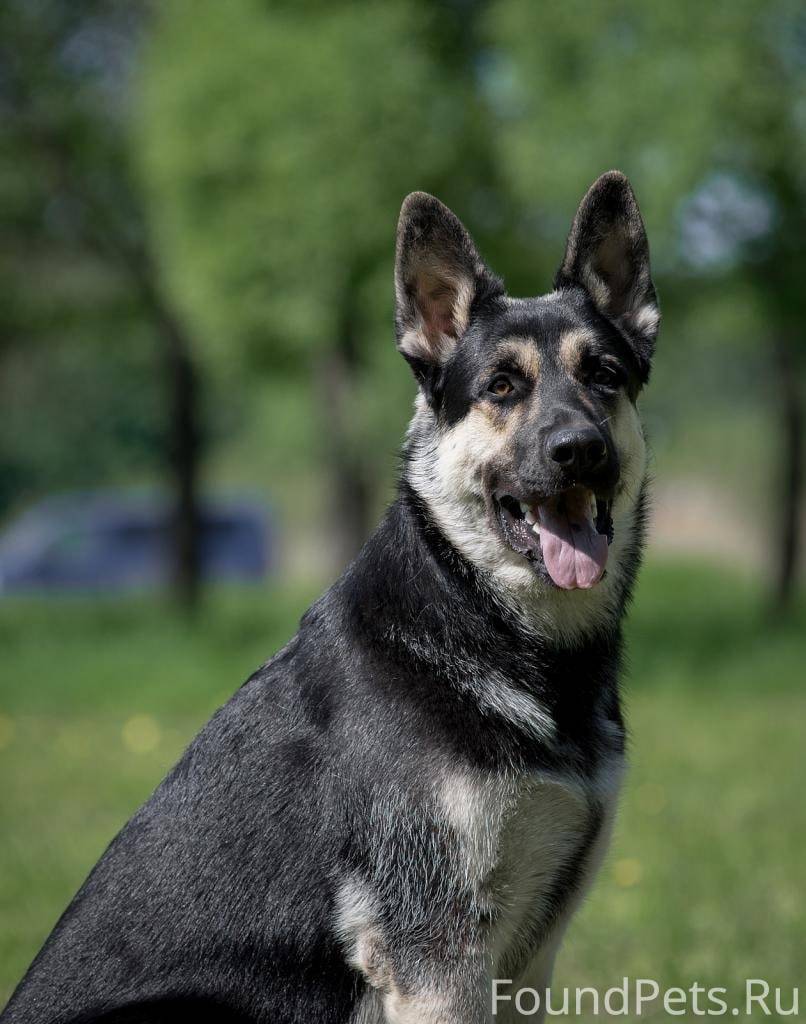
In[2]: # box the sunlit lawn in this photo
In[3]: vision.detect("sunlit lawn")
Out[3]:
[1,562,804,1019]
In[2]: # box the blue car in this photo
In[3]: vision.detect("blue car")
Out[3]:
[0,491,271,594]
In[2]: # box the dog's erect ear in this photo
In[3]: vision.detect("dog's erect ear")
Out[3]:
[555,171,659,375]
[395,192,502,385]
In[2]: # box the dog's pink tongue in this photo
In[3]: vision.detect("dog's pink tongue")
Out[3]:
[536,491,608,590]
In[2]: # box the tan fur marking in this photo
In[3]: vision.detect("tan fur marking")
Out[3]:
[480,338,540,433]
[494,336,541,380]
[478,400,511,432]
[481,399,528,442]
[558,328,595,376]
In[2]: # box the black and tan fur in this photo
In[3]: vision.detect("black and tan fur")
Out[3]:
[2,171,659,1024]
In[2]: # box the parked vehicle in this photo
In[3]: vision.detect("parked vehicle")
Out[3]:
[0,491,271,594]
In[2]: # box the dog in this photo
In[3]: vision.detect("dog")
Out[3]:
[2,170,658,1024]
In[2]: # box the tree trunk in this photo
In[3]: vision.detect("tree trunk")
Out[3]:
[116,251,204,614]
[3,37,205,612]
[315,348,371,571]
[771,333,803,613]
[158,308,203,613]
[315,285,371,571]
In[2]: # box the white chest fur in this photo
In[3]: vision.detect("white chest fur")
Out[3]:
[438,754,623,981]
[340,753,624,1024]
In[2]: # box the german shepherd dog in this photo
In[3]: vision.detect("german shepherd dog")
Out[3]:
[3,171,659,1024]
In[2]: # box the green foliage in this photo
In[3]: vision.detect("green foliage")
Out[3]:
[139,0,464,368]
[0,2,171,517]
[483,2,725,239]
[484,1,801,239]
[138,1,502,511]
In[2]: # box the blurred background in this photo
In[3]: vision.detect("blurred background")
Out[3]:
[0,0,803,1017]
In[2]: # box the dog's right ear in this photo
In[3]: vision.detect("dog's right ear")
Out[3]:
[395,192,502,392]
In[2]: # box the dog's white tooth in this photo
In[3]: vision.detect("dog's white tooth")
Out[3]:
[519,502,529,516]
[524,509,536,526]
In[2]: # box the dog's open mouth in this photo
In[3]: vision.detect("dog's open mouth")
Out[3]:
[492,487,614,590]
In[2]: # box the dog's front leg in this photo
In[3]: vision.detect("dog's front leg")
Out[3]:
[336,875,493,1024]
[348,953,493,1024]
[381,976,492,1024]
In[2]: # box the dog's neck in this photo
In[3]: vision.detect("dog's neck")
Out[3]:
[331,484,627,757]
[340,480,625,676]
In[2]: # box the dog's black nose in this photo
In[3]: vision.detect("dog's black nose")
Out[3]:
[547,426,608,475]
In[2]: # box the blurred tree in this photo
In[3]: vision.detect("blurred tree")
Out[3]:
[0,0,205,610]
[139,0,509,566]
[484,0,805,609]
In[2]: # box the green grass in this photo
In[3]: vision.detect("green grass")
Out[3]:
[1,563,804,1019]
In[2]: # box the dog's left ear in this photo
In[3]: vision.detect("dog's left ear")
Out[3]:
[395,192,502,390]
[555,171,659,378]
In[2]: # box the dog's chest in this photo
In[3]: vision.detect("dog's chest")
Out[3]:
[440,753,622,973]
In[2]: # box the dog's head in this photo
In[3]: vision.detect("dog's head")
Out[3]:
[396,172,658,629]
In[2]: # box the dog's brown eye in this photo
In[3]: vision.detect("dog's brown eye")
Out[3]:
[488,375,514,398]
[592,365,619,388]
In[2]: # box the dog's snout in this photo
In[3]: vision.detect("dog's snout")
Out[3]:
[546,426,608,475]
